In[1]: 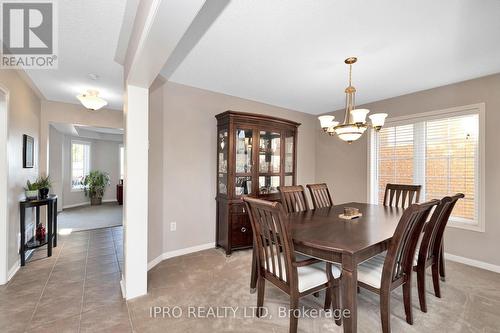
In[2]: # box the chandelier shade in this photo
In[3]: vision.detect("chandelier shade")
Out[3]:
[318,57,388,143]
[76,90,108,111]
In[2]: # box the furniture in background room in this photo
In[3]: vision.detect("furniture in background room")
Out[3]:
[278,185,310,213]
[117,181,123,205]
[307,183,334,209]
[414,193,464,312]
[243,197,342,333]
[215,111,300,255]
[19,195,58,266]
[383,183,422,208]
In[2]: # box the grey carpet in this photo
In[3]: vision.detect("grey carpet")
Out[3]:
[58,203,123,232]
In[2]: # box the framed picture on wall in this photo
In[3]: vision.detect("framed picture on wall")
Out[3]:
[23,134,34,168]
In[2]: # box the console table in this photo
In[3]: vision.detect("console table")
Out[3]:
[19,195,58,266]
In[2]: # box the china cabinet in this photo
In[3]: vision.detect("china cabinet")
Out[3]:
[215,111,300,255]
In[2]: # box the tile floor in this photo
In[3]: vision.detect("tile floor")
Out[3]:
[0,226,130,333]
[2,228,500,332]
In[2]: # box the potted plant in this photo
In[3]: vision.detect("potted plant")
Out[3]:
[24,180,39,200]
[83,170,110,205]
[36,175,52,199]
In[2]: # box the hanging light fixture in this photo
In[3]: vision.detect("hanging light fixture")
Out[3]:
[76,90,108,111]
[318,57,387,143]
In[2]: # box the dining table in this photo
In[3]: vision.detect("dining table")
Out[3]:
[250,202,405,333]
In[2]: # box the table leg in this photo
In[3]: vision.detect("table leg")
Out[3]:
[47,201,52,257]
[20,207,26,266]
[250,243,257,293]
[342,254,357,333]
[53,199,58,247]
[35,206,40,226]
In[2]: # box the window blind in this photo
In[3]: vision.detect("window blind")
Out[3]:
[372,112,480,225]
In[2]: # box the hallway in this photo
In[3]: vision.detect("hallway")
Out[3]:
[0,227,130,332]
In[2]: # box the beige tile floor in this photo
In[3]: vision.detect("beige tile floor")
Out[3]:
[2,228,500,332]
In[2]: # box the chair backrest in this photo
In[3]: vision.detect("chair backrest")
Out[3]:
[381,199,440,290]
[383,183,422,208]
[306,183,334,209]
[243,197,296,289]
[278,185,310,213]
[417,193,464,266]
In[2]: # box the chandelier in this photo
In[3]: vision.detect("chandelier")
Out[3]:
[76,90,108,111]
[318,57,387,143]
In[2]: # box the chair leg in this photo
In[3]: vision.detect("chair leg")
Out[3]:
[402,280,413,325]
[289,295,299,333]
[416,266,427,313]
[256,277,265,317]
[324,288,332,311]
[432,263,441,298]
[380,291,391,333]
[439,244,446,282]
[332,281,342,326]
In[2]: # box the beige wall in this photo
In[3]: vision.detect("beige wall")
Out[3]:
[316,73,500,267]
[0,70,41,271]
[150,81,317,258]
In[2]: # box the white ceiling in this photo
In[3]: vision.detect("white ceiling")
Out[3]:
[168,0,500,115]
[51,123,123,142]
[25,0,127,111]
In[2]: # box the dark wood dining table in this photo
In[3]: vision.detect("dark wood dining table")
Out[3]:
[250,202,405,333]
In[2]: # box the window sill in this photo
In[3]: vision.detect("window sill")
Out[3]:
[447,220,485,233]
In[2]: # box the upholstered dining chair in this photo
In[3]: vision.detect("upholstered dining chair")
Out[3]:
[357,199,439,333]
[278,185,310,213]
[414,193,464,312]
[243,197,342,333]
[383,183,422,208]
[306,183,334,209]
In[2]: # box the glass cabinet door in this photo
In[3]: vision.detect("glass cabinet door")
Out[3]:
[258,131,281,194]
[235,128,253,196]
[218,129,228,195]
[285,132,294,173]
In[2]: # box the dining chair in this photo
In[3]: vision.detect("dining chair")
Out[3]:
[383,183,422,208]
[243,197,342,333]
[414,193,464,312]
[357,199,439,333]
[306,183,334,209]
[278,185,310,213]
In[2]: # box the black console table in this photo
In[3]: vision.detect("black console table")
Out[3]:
[19,195,58,266]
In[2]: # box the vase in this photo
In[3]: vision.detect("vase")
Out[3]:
[90,197,102,205]
[25,190,38,200]
[38,187,49,199]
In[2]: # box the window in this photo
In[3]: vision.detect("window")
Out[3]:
[119,145,124,180]
[369,104,485,231]
[71,141,91,190]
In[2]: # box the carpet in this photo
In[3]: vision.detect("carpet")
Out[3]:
[57,202,123,232]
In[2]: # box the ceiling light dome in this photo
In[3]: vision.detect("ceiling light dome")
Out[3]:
[77,90,107,110]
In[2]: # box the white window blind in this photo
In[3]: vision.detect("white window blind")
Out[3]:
[71,141,91,189]
[370,107,483,230]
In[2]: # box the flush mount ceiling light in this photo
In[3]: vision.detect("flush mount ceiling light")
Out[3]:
[76,90,107,110]
[318,57,388,143]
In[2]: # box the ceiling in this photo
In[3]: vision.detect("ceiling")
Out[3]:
[168,0,500,115]
[51,123,123,142]
[25,0,127,111]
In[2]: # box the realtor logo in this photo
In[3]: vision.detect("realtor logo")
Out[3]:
[1,1,57,68]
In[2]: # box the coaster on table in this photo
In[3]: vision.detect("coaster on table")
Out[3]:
[339,213,363,220]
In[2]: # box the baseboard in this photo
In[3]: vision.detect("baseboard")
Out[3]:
[120,275,126,298]
[6,259,20,282]
[147,242,216,271]
[63,202,89,209]
[63,200,118,210]
[444,252,500,274]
